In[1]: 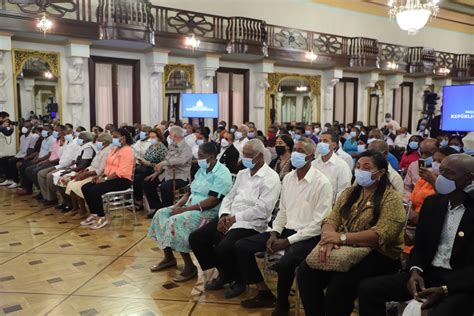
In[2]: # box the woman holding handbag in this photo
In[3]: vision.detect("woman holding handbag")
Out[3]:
[297,150,406,316]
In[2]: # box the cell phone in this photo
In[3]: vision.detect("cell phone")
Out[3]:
[418,159,425,168]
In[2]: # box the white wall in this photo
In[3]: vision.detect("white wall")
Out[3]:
[155,0,474,54]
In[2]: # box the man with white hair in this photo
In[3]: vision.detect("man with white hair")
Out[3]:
[233,124,250,160]
[143,126,192,218]
[189,139,281,299]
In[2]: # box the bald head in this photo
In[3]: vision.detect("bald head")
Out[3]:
[368,128,383,140]
[440,154,474,191]
[420,138,439,159]
[368,139,388,154]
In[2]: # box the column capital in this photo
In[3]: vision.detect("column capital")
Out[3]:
[146,49,168,67]
[323,68,343,80]
[254,61,274,74]
[148,63,166,74]
[0,32,13,51]
[434,78,452,88]
[361,72,379,89]
[386,74,404,90]
[65,42,90,58]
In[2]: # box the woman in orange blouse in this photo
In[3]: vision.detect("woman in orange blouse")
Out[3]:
[81,128,136,229]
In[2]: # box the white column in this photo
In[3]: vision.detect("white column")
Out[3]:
[255,62,273,130]
[0,32,15,156]
[197,55,220,129]
[146,49,168,126]
[23,79,36,113]
[412,77,433,132]
[65,40,91,128]
[322,69,343,125]
[385,74,404,117]
[360,72,379,124]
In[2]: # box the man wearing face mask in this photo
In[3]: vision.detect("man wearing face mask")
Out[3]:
[233,124,249,161]
[359,154,474,316]
[416,119,430,138]
[217,131,239,174]
[235,138,332,314]
[132,126,152,160]
[394,127,411,150]
[189,139,281,300]
[381,113,401,135]
[313,132,352,201]
[404,138,439,203]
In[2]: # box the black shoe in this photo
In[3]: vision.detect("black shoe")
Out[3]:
[61,206,71,213]
[55,204,66,210]
[34,193,43,200]
[241,290,276,308]
[204,275,228,291]
[224,282,246,299]
[271,302,290,316]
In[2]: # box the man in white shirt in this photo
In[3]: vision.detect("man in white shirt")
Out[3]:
[184,123,197,148]
[235,138,333,314]
[335,145,354,170]
[368,140,404,196]
[312,131,352,201]
[233,124,250,160]
[189,139,281,299]
[394,127,411,150]
[132,126,151,160]
[381,113,401,134]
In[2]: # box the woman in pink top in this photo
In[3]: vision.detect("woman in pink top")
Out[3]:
[81,128,136,229]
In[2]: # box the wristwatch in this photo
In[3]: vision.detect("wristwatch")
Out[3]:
[340,233,347,244]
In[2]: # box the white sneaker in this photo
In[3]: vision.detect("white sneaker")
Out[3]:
[80,214,98,226]
[90,217,109,230]
[0,180,13,186]
[7,183,20,189]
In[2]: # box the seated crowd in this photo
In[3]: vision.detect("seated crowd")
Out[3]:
[0,111,473,316]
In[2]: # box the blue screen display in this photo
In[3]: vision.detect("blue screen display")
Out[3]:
[441,85,474,132]
[182,93,219,119]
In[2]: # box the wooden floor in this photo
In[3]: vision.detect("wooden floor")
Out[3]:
[0,187,300,316]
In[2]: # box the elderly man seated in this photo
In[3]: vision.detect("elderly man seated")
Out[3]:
[189,139,281,299]
[233,124,250,160]
[359,154,474,316]
[143,126,192,218]
[235,138,333,315]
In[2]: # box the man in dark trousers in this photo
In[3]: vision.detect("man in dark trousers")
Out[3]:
[358,153,474,316]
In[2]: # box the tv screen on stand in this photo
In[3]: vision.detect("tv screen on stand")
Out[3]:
[441,84,474,132]
[182,93,219,119]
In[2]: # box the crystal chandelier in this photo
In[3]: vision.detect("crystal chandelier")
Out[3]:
[389,0,439,35]
[185,34,200,51]
[37,14,53,36]
[305,50,318,63]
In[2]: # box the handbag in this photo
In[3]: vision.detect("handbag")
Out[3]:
[306,242,371,272]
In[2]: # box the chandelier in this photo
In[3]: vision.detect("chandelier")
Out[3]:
[37,14,53,36]
[438,67,450,75]
[305,50,318,63]
[185,34,200,51]
[387,61,399,70]
[389,0,439,35]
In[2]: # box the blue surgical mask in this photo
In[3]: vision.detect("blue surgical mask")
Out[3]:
[41,130,49,138]
[248,132,255,139]
[64,134,73,143]
[139,131,147,140]
[350,131,357,138]
[317,142,331,156]
[294,134,302,141]
[230,128,236,134]
[112,138,121,147]
[423,155,433,167]
[198,158,209,170]
[291,151,308,169]
[408,141,419,150]
[196,139,204,146]
[52,131,59,139]
[419,125,426,131]
[305,130,312,136]
[242,157,256,169]
[440,139,448,147]
[431,161,440,175]
[435,175,457,195]
[95,141,104,151]
[234,131,243,140]
[450,145,461,152]
[357,144,366,153]
[150,138,158,145]
[76,138,84,146]
[355,169,377,187]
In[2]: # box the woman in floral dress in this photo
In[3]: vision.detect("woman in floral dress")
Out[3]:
[147,142,233,282]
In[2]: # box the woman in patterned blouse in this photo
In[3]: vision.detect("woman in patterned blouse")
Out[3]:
[134,128,167,208]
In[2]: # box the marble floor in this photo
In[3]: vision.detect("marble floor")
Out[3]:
[0,187,302,316]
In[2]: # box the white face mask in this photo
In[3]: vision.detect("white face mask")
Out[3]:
[21,127,28,134]
[435,175,457,195]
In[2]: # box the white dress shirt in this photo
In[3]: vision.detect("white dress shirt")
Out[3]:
[28,133,39,149]
[89,144,113,176]
[381,119,401,133]
[432,203,465,270]
[335,148,354,170]
[55,139,83,169]
[272,167,333,244]
[185,133,197,148]
[15,134,30,158]
[234,137,249,160]
[219,163,281,233]
[132,139,151,160]
[312,152,351,201]
[388,164,404,197]
[394,133,411,149]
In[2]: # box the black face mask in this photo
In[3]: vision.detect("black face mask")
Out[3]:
[275,146,286,156]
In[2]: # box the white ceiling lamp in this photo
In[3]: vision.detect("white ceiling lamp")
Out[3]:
[37,14,53,37]
[389,0,439,35]
[185,34,200,52]
[305,50,318,63]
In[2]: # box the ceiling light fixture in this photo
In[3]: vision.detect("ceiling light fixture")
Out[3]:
[305,50,318,63]
[185,34,200,51]
[296,86,308,92]
[387,61,399,70]
[37,13,53,37]
[389,0,439,35]
[44,71,52,79]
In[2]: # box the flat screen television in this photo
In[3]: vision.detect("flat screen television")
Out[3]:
[181,93,219,119]
[441,84,474,132]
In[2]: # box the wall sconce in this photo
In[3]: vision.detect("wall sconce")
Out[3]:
[185,34,200,51]
[44,71,53,79]
[37,14,53,37]
[387,61,399,70]
[439,67,450,75]
[305,50,317,63]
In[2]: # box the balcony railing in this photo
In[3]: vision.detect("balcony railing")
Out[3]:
[0,0,472,78]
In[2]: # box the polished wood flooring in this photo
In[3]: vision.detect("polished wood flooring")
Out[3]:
[0,187,301,316]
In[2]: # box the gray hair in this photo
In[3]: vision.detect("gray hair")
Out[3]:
[246,139,266,157]
[80,131,95,143]
[368,139,388,153]
[169,125,185,138]
[299,138,316,155]
[98,132,112,143]
[238,124,249,133]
